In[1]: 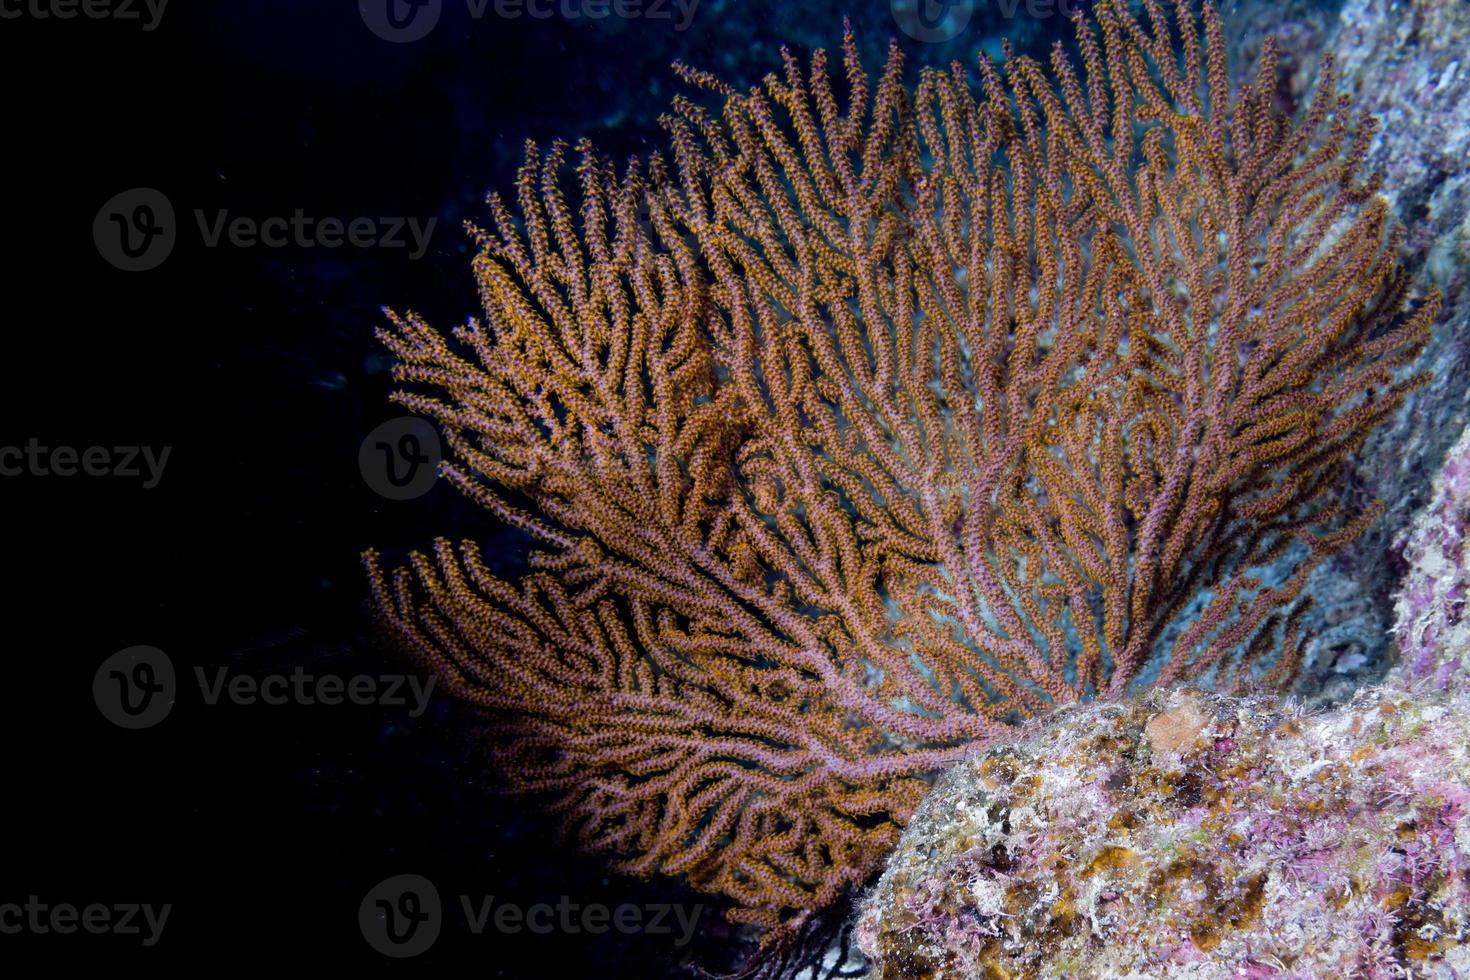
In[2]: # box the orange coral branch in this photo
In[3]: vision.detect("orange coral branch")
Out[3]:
[365,0,1436,940]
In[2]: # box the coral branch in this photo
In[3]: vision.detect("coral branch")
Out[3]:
[365,0,1434,938]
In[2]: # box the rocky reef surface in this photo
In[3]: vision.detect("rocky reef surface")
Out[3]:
[1226,0,1470,701]
[854,682,1470,977]
[1394,420,1470,691]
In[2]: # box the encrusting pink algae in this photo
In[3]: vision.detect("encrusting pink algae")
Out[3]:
[1394,422,1470,693]
[853,685,1470,977]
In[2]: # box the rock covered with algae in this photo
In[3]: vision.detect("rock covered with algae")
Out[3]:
[1394,421,1470,692]
[852,683,1470,977]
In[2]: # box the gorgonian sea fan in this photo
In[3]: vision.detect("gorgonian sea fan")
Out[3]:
[363,0,1436,938]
